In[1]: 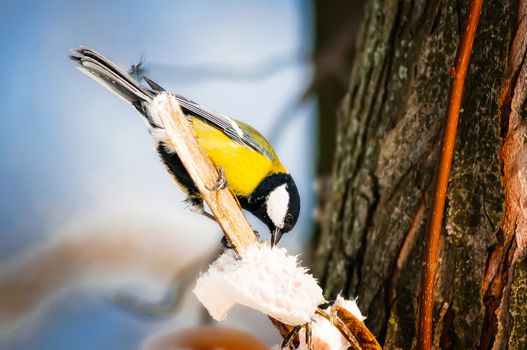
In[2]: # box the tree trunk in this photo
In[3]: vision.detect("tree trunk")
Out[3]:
[312,0,527,348]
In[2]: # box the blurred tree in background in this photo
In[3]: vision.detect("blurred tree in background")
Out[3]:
[312,0,363,175]
[312,0,527,349]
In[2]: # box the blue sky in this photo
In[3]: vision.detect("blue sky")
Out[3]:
[0,1,314,348]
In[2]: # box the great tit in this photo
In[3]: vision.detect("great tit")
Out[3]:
[69,47,300,246]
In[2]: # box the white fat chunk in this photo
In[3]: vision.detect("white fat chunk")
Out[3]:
[193,244,325,326]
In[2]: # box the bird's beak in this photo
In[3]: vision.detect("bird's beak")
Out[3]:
[271,228,283,247]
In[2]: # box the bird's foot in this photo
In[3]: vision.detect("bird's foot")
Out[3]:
[208,167,228,191]
[187,199,217,223]
[199,210,218,223]
[221,235,234,250]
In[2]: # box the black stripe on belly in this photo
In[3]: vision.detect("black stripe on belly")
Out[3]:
[156,143,201,200]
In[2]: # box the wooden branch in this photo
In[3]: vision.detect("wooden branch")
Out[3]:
[417,1,484,349]
[155,93,257,255]
[154,92,297,340]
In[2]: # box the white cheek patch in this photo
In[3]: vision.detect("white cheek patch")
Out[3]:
[266,184,289,229]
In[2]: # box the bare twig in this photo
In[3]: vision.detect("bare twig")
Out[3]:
[417,1,484,349]
[389,197,426,303]
[333,306,381,350]
[315,308,361,349]
[147,52,307,83]
[110,246,220,319]
[155,93,258,254]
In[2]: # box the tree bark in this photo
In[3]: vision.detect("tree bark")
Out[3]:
[312,0,527,348]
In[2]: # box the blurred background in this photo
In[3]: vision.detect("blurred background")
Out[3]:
[0,0,361,348]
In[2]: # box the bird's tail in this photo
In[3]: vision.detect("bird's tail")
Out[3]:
[69,47,157,114]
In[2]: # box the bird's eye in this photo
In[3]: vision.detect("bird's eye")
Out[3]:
[285,213,293,224]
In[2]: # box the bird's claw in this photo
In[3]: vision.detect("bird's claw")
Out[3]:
[187,200,217,223]
[208,167,228,191]
[221,235,234,250]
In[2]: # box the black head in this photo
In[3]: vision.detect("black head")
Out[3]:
[240,173,300,246]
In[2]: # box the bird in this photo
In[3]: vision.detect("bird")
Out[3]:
[69,47,300,246]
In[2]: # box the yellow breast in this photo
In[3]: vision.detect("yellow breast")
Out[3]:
[189,117,286,196]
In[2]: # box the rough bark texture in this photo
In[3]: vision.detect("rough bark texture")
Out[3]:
[313,0,527,348]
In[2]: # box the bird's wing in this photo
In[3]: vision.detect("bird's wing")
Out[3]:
[172,94,275,161]
[143,78,274,161]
